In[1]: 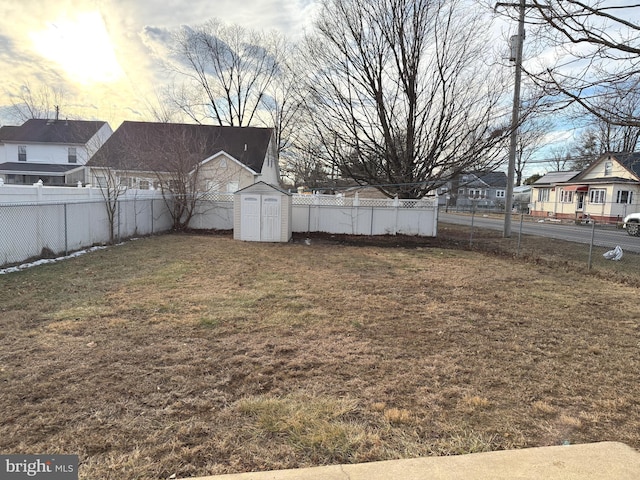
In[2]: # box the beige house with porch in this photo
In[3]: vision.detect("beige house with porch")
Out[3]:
[530,152,640,223]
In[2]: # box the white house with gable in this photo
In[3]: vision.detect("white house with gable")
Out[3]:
[0,118,112,185]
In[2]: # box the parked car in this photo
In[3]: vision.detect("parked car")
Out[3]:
[623,212,640,236]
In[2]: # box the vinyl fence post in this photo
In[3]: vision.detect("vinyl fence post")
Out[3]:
[393,195,399,235]
[370,206,374,236]
[433,198,438,236]
[151,199,154,234]
[64,203,68,256]
[117,200,121,243]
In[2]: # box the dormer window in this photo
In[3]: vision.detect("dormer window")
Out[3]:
[604,161,612,176]
[18,145,26,161]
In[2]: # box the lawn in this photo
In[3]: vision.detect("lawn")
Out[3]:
[1,229,639,479]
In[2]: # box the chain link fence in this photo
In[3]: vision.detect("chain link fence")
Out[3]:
[439,208,640,279]
[0,198,173,267]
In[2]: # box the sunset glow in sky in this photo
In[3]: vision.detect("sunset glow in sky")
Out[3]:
[29,11,125,85]
[0,0,317,127]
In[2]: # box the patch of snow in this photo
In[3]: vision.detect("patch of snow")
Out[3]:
[0,246,108,275]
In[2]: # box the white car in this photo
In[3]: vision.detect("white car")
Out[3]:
[623,212,640,236]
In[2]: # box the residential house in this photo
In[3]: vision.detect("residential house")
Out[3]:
[0,118,112,185]
[85,121,280,192]
[530,152,640,223]
[450,170,508,210]
[529,171,581,219]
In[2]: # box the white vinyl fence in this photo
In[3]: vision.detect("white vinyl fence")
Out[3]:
[0,184,172,266]
[194,193,438,236]
[291,194,438,236]
[0,184,438,267]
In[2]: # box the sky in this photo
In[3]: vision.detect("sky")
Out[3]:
[0,0,318,128]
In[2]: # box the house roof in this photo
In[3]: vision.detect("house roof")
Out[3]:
[460,171,507,188]
[0,119,108,145]
[533,171,581,186]
[0,162,83,175]
[0,125,19,142]
[602,152,640,179]
[476,171,507,188]
[86,121,273,173]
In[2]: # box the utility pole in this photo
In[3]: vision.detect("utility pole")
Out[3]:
[497,0,526,237]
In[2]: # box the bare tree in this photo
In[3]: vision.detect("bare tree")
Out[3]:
[260,33,307,160]
[6,82,67,122]
[281,141,332,189]
[135,126,239,231]
[167,20,280,127]
[90,166,127,244]
[514,116,553,185]
[547,145,573,172]
[303,0,512,198]
[523,1,640,127]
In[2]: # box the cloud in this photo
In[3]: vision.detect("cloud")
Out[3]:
[0,0,319,127]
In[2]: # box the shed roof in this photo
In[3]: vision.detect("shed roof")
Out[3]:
[235,180,291,195]
[1,119,108,145]
[87,121,273,173]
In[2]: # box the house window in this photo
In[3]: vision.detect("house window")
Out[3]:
[495,190,505,198]
[589,189,606,204]
[560,189,574,203]
[205,181,220,192]
[139,180,150,190]
[219,158,227,169]
[68,147,77,163]
[18,145,26,161]
[469,189,484,198]
[537,188,550,202]
[604,161,613,176]
[458,188,465,195]
[617,190,633,204]
[119,177,134,188]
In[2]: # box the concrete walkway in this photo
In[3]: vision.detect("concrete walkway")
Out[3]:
[186,442,640,480]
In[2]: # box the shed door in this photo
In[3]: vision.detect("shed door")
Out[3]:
[261,195,281,242]
[241,195,261,241]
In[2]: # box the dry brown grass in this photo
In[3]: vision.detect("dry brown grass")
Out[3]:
[1,228,640,479]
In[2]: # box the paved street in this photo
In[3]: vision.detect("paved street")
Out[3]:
[439,212,640,254]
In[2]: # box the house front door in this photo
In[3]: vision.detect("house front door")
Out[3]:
[576,192,585,211]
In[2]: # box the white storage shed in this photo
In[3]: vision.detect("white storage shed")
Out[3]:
[234,181,292,242]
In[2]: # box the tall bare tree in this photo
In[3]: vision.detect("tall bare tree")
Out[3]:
[547,145,573,172]
[303,0,512,198]
[523,1,640,127]
[167,20,280,127]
